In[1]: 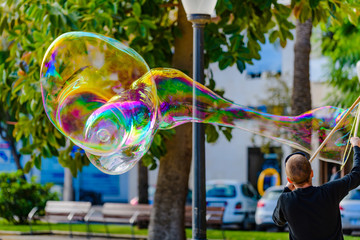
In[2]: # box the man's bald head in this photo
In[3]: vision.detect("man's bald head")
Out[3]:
[285,154,312,186]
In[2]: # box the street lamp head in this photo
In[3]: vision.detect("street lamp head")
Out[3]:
[182,0,217,24]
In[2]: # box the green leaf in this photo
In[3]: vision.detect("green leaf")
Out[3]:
[222,128,232,142]
[223,24,240,34]
[205,124,219,143]
[142,19,157,30]
[153,133,162,146]
[34,156,41,169]
[218,55,233,70]
[139,23,147,37]
[133,2,142,17]
[149,162,157,171]
[24,161,34,173]
[236,60,245,73]
[309,0,320,9]
[120,17,137,27]
[348,11,358,26]
[47,133,56,146]
[41,145,52,158]
[269,31,279,43]
[141,154,153,167]
[19,146,33,155]
[230,35,242,52]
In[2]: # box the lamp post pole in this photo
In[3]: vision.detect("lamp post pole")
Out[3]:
[188,14,210,240]
[181,1,217,239]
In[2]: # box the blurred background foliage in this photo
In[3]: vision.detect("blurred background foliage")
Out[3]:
[0,0,297,175]
[322,18,360,108]
[0,170,58,224]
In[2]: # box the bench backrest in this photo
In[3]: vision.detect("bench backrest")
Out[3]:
[185,206,224,227]
[206,206,225,226]
[45,201,91,216]
[102,203,152,218]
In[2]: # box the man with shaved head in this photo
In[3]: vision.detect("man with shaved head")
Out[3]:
[273,137,360,240]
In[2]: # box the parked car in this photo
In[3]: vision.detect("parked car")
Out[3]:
[255,185,285,231]
[206,180,259,229]
[340,187,360,235]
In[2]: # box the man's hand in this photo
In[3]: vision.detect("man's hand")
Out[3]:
[286,182,295,191]
[350,137,360,148]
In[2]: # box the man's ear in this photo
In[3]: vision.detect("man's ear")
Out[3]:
[287,177,293,183]
[311,170,314,178]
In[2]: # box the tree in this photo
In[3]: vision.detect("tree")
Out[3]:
[290,1,358,116]
[292,18,312,116]
[148,4,192,239]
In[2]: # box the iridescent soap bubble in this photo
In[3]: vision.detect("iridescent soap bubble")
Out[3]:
[41,32,354,175]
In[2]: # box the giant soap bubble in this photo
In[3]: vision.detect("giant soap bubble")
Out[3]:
[41,32,355,175]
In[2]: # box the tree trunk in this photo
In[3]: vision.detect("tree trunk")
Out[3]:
[148,3,193,240]
[291,19,312,116]
[0,109,25,179]
[8,136,22,171]
[138,161,149,204]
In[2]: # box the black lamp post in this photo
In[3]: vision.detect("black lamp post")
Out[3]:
[181,1,217,239]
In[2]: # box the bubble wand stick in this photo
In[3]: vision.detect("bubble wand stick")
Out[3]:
[353,62,360,137]
[309,61,360,163]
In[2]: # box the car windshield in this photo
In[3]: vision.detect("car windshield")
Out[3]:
[206,184,236,198]
[344,189,360,200]
[263,189,282,200]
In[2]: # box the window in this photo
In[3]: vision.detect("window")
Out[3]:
[241,184,255,198]
[206,184,236,198]
[263,189,282,200]
[345,189,360,200]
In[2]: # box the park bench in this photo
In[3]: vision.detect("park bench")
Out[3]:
[85,203,152,239]
[185,206,225,228]
[84,203,224,239]
[28,200,92,236]
[185,206,225,239]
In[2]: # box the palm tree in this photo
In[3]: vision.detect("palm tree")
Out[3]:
[291,18,312,116]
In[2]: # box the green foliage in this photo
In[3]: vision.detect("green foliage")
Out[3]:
[0,170,58,224]
[321,16,360,107]
[291,0,359,26]
[205,0,295,72]
[0,0,175,174]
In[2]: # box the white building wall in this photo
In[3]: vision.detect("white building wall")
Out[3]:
[202,44,333,187]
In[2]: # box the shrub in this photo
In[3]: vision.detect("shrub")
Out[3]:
[0,170,58,224]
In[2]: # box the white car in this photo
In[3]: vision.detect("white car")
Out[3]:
[340,187,360,235]
[255,185,285,231]
[206,180,259,229]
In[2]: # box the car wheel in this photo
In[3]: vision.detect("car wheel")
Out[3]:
[242,214,252,230]
[256,224,265,231]
[343,229,352,235]
[277,226,285,232]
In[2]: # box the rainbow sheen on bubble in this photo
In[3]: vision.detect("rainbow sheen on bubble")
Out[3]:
[41,32,354,175]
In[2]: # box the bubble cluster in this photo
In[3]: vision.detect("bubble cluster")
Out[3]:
[41,32,354,174]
